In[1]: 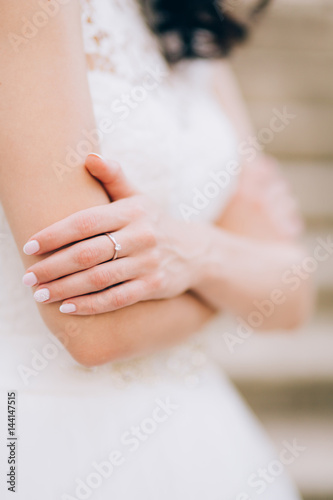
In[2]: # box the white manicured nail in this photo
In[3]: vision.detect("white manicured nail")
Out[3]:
[34,288,50,303]
[23,240,40,255]
[22,272,38,287]
[60,303,76,314]
[89,153,104,160]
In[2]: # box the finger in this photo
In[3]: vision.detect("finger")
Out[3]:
[23,224,149,286]
[24,231,123,285]
[23,201,131,256]
[59,280,148,315]
[86,154,137,201]
[32,257,140,304]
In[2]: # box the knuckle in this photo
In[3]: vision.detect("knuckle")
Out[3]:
[142,223,157,247]
[90,268,111,289]
[111,290,128,309]
[42,230,56,249]
[75,245,99,268]
[110,267,124,286]
[74,211,99,237]
[36,262,53,283]
[50,282,64,300]
[95,291,110,309]
[59,287,72,302]
[148,248,160,268]
[129,199,146,220]
[84,298,99,315]
[149,271,164,292]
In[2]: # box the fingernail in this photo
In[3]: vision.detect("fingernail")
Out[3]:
[60,303,76,314]
[34,288,50,303]
[23,240,40,255]
[88,153,104,160]
[22,272,38,287]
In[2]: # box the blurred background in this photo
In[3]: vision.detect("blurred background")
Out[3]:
[220,1,333,499]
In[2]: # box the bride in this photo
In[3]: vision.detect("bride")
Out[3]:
[0,0,312,498]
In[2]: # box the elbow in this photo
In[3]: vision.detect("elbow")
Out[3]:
[67,341,116,368]
[38,305,124,367]
[63,327,128,368]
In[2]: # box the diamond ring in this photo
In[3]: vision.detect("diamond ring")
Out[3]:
[105,232,122,261]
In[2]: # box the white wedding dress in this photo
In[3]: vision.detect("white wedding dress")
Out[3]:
[0,1,301,499]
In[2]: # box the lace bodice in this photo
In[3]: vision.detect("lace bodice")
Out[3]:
[80,0,164,79]
[80,0,239,222]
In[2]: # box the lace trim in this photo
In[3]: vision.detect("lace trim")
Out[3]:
[81,0,116,73]
[78,338,210,389]
[80,0,167,79]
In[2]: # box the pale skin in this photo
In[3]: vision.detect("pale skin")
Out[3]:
[0,1,313,367]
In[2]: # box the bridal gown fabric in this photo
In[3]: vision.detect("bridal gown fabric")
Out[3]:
[0,1,301,499]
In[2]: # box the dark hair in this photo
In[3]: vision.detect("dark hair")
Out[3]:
[142,0,270,62]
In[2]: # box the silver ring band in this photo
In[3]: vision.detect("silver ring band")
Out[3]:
[105,232,122,261]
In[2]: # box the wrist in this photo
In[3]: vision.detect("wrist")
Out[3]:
[189,223,231,289]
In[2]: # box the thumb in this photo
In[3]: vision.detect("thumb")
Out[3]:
[85,153,137,201]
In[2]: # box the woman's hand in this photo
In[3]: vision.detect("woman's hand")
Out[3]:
[22,154,203,315]
[216,155,304,241]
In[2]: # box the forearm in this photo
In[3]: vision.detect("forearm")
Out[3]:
[40,291,214,366]
[197,62,314,328]
[192,224,313,330]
